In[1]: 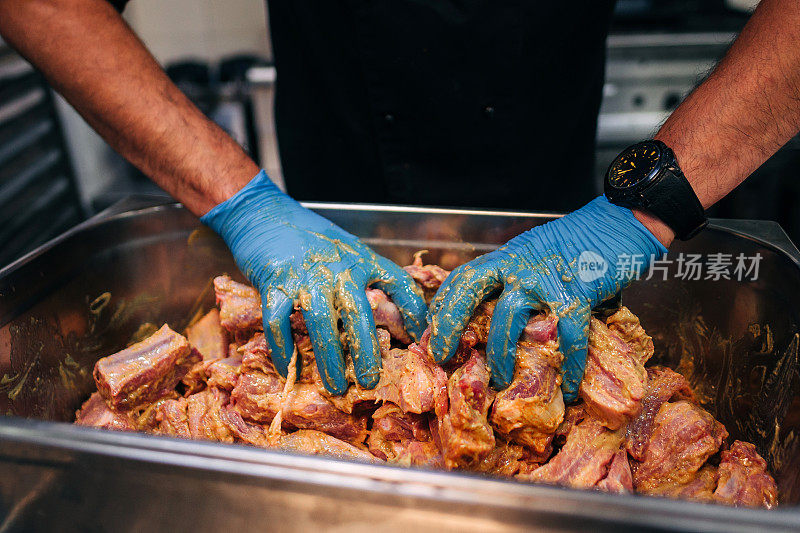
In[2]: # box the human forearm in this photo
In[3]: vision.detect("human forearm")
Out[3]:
[0,0,258,215]
[637,0,800,245]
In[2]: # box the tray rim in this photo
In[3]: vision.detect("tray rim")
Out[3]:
[1,196,798,530]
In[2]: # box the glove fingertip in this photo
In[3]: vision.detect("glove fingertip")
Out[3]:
[428,329,457,364]
[554,306,590,402]
[486,329,516,388]
[490,370,512,391]
[264,329,290,378]
[562,388,579,404]
[357,370,380,390]
[262,294,296,378]
[405,312,427,343]
[323,369,349,395]
[559,344,588,402]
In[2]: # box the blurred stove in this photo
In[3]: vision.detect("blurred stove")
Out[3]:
[595,31,735,183]
[595,13,800,246]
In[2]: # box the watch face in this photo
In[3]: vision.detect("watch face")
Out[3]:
[607,142,662,189]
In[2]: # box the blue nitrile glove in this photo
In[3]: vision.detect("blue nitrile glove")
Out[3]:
[428,196,667,401]
[201,171,427,394]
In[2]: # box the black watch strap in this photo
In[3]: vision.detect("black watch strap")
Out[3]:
[644,164,708,240]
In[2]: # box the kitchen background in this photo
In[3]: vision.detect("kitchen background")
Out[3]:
[0,0,797,267]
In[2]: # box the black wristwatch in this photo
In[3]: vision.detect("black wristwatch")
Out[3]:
[604,140,708,241]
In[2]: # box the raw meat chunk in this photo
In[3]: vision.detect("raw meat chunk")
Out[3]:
[186,308,229,360]
[75,392,134,431]
[648,465,719,502]
[596,449,633,494]
[553,403,588,446]
[579,317,647,430]
[181,360,215,395]
[156,389,233,443]
[491,312,564,455]
[186,388,234,442]
[155,397,191,438]
[435,353,496,469]
[280,430,379,462]
[328,344,447,416]
[403,252,450,303]
[94,324,202,410]
[219,403,270,447]
[206,354,243,391]
[605,306,654,364]
[523,416,624,489]
[626,366,694,461]
[631,400,728,493]
[375,345,448,414]
[214,275,262,332]
[714,441,778,508]
[473,440,531,477]
[368,403,443,467]
[366,288,412,343]
[231,368,368,445]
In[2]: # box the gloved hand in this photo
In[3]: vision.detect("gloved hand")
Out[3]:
[202,170,427,394]
[428,196,667,401]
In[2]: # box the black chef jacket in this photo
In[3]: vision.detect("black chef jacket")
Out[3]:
[268,1,616,212]
[111,1,617,212]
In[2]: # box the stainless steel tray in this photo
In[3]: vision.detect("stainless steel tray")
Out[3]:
[0,197,799,532]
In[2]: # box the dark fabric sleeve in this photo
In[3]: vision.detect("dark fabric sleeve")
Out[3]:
[105,0,129,12]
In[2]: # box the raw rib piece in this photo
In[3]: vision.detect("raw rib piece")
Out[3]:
[239,333,273,375]
[280,430,379,462]
[596,449,633,493]
[649,465,719,502]
[605,306,654,364]
[367,403,443,467]
[579,316,647,430]
[435,352,496,469]
[523,416,625,489]
[631,400,728,493]
[214,275,262,332]
[231,368,368,445]
[129,395,176,431]
[491,312,564,455]
[220,405,376,463]
[219,403,270,447]
[155,396,191,438]
[403,252,450,303]
[366,288,412,343]
[182,350,245,395]
[376,345,448,414]
[182,360,215,395]
[327,344,448,416]
[75,392,134,431]
[94,324,202,410]
[473,439,531,476]
[553,403,588,446]
[185,388,234,442]
[626,366,694,461]
[714,441,778,508]
[206,354,243,391]
[186,308,229,360]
